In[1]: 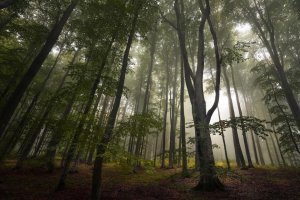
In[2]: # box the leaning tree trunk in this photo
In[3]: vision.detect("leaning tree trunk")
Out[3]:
[91,3,141,199]
[0,1,78,137]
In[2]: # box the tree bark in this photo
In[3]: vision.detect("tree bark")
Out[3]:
[180,59,188,176]
[174,0,224,191]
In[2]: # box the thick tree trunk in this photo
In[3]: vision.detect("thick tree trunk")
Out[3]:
[174,0,224,191]
[0,1,78,137]
[91,4,141,199]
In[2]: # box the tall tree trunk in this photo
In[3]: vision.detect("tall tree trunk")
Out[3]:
[161,57,169,168]
[222,68,246,168]
[174,0,224,190]
[91,3,141,199]
[0,1,78,137]
[180,59,188,176]
[239,78,260,166]
[154,89,164,167]
[169,49,178,168]
[230,65,253,168]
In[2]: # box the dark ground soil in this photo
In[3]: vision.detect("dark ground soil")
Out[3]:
[0,161,300,200]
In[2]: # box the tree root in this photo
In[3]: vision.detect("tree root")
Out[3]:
[193,175,225,191]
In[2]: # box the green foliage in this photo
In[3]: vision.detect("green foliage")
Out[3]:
[223,41,253,65]
[210,116,270,139]
[115,111,162,138]
[251,61,300,155]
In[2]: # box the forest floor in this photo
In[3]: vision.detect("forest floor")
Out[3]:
[0,160,300,200]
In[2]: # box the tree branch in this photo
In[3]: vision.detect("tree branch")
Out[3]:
[159,8,178,30]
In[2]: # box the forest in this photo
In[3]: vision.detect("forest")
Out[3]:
[0,0,300,199]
